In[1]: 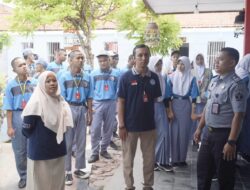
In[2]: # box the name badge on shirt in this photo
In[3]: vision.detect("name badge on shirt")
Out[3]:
[75,91,81,100]
[104,84,109,91]
[211,103,220,115]
[131,80,138,86]
[21,99,27,109]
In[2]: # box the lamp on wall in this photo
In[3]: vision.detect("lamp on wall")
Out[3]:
[144,21,160,47]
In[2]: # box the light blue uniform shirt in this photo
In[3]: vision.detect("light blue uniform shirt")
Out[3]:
[47,61,68,77]
[90,68,119,101]
[58,71,91,103]
[2,78,37,111]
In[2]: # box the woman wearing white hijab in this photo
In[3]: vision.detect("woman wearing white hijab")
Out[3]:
[169,56,199,166]
[148,56,173,172]
[22,71,73,190]
[191,54,213,146]
[236,54,250,162]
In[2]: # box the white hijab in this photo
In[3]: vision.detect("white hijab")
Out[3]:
[22,71,73,144]
[193,54,205,79]
[171,56,193,96]
[148,56,165,101]
[235,54,250,79]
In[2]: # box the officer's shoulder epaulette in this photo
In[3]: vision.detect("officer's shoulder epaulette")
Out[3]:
[232,74,241,83]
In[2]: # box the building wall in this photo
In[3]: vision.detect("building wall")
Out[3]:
[0,27,244,77]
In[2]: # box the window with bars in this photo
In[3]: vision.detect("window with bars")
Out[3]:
[207,41,225,70]
[48,42,60,62]
[104,42,118,53]
[22,42,34,50]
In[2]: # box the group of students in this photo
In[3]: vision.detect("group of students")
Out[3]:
[2,44,250,190]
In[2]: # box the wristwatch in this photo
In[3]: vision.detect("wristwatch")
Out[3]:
[227,140,236,146]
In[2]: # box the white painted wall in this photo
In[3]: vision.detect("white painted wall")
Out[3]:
[0,27,244,78]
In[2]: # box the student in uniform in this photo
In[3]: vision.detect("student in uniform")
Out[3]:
[148,56,173,172]
[33,58,48,79]
[88,51,119,163]
[162,50,180,76]
[23,48,37,77]
[194,47,248,190]
[58,50,92,185]
[22,71,73,190]
[47,49,68,77]
[2,57,37,188]
[169,56,199,167]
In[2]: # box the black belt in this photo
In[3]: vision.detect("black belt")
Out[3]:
[173,96,189,100]
[68,102,86,107]
[207,126,231,133]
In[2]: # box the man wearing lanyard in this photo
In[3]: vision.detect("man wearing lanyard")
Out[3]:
[118,44,161,190]
[58,50,92,186]
[88,50,119,163]
[3,57,36,188]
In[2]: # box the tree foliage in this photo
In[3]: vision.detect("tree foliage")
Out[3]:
[0,32,11,50]
[114,0,182,55]
[4,0,126,65]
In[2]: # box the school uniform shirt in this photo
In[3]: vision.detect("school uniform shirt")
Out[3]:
[58,71,91,103]
[90,68,119,101]
[2,78,37,111]
[118,68,162,132]
[47,61,68,74]
[205,72,248,128]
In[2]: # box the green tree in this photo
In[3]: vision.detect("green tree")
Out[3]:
[0,32,11,51]
[114,0,182,55]
[4,0,125,66]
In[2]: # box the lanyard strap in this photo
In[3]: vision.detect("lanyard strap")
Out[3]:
[17,78,27,96]
[73,75,82,89]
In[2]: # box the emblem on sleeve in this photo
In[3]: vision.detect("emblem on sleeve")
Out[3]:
[150,79,155,85]
[235,92,243,101]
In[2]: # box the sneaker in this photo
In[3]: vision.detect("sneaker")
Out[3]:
[74,170,89,179]
[100,151,112,159]
[159,164,174,172]
[65,174,73,186]
[113,132,119,138]
[110,140,118,150]
[88,154,99,163]
[154,163,160,171]
[18,179,26,189]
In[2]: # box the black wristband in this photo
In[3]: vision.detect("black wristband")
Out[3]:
[227,140,236,146]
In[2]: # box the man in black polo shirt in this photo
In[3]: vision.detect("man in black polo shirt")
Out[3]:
[117,44,161,190]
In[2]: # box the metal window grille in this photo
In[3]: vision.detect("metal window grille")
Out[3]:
[22,42,34,49]
[48,42,60,62]
[207,41,225,70]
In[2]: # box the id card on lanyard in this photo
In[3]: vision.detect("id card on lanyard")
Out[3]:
[17,78,27,109]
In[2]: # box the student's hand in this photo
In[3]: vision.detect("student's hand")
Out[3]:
[194,128,202,144]
[87,111,92,126]
[7,127,15,138]
[167,109,174,122]
[223,143,236,161]
[119,127,128,141]
[191,113,198,121]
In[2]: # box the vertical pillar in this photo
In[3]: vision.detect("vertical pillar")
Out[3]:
[244,0,250,54]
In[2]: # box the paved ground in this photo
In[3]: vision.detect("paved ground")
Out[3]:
[1,121,250,190]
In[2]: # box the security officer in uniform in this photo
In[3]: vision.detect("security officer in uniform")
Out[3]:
[194,47,248,190]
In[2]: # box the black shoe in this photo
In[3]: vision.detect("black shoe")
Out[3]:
[110,141,118,150]
[74,170,89,179]
[65,173,73,185]
[88,154,99,163]
[18,179,26,189]
[100,151,112,159]
[154,163,161,171]
[159,164,174,172]
[178,162,188,167]
[113,132,119,138]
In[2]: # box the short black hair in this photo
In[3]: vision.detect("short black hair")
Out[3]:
[11,57,22,69]
[171,50,180,57]
[54,48,66,55]
[68,50,82,60]
[132,44,150,57]
[220,47,240,64]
